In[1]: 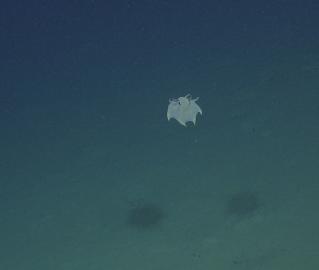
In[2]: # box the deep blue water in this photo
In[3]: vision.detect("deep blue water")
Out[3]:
[1,1,319,269]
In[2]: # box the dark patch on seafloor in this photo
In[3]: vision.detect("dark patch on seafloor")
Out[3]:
[226,191,261,218]
[126,202,165,230]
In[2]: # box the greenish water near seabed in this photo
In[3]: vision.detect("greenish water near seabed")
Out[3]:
[1,1,319,269]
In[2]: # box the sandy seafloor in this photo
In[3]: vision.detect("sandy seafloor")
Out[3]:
[1,48,319,270]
